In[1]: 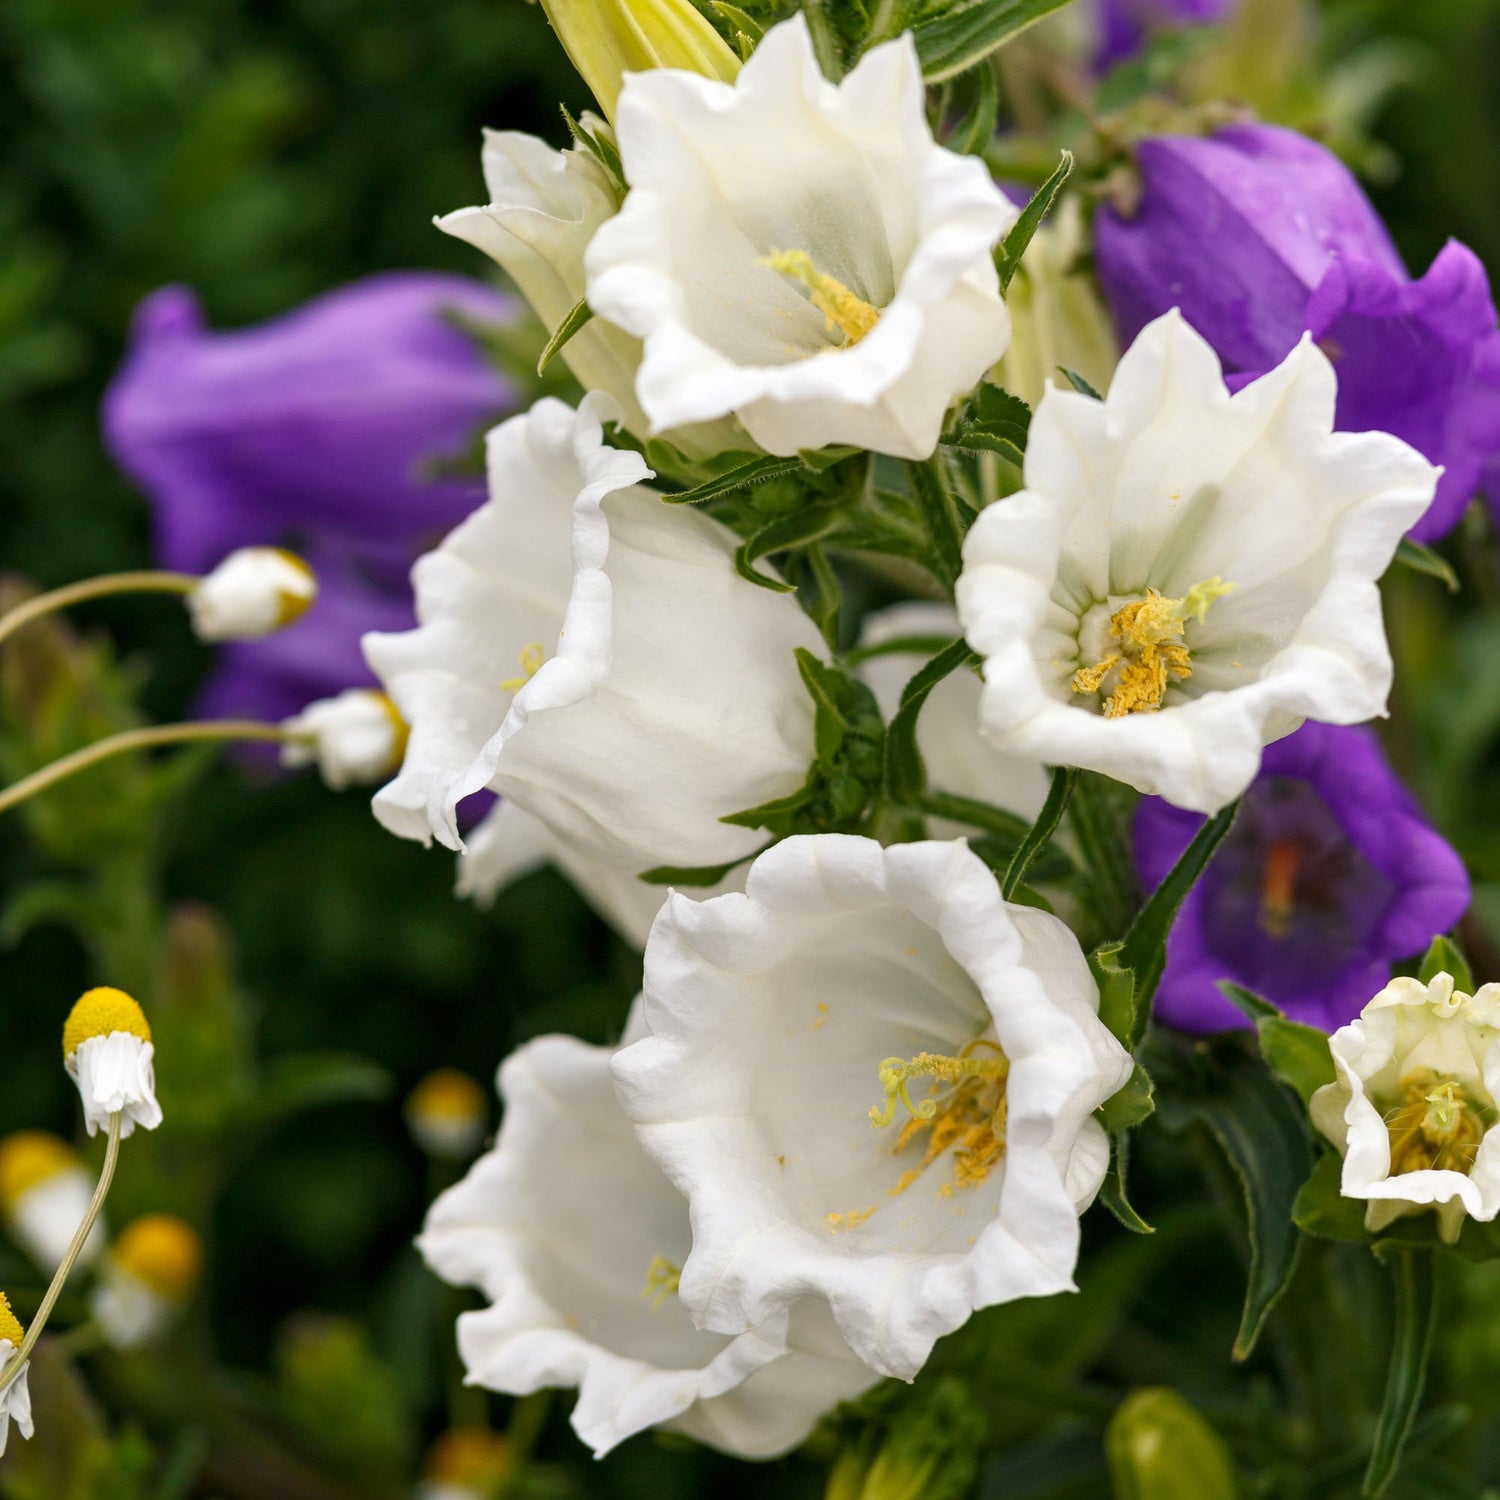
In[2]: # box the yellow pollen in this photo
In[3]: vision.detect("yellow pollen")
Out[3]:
[760,249,880,348]
[1071,577,1234,717]
[1385,1069,1489,1177]
[408,1069,485,1124]
[0,1132,79,1214]
[641,1254,682,1311]
[62,987,151,1059]
[271,548,318,627]
[0,1291,23,1346]
[112,1215,203,1302]
[500,641,547,693]
[870,1041,1009,1195]
[426,1428,512,1489]
[825,1205,879,1233]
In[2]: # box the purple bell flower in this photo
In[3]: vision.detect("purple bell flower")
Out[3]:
[1096,0,1235,70]
[103,272,513,720]
[1134,722,1470,1034]
[1094,124,1500,542]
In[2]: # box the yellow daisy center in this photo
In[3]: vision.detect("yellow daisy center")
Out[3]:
[761,249,881,348]
[1386,1069,1490,1176]
[112,1215,202,1302]
[426,1427,513,1489]
[0,1131,78,1213]
[1071,576,1234,717]
[62,987,151,1059]
[407,1069,485,1124]
[0,1291,24,1346]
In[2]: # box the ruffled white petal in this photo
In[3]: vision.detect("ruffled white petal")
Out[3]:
[67,1034,162,1139]
[0,1342,32,1456]
[610,834,1133,1381]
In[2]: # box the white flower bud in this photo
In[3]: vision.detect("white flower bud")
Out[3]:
[187,547,317,642]
[281,689,407,791]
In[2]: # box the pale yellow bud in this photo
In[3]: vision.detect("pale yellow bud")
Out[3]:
[539,0,741,120]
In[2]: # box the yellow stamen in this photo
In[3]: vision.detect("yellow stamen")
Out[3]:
[112,1215,203,1303]
[641,1254,681,1311]
[62,987,151,1060]
[0,1132,78,1213]
[500,641,547,694]
[825,1205,879,1233]
[1385,1069,1488,1176]
[1071,577,1234,717]
[761,249,880,347]
[0,1292,22,1347]
[1259,839,1303,939]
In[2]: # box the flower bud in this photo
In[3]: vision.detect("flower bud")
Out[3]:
[281,689,408,791]
[62,988,163,1139]
[1105,1389,1238,1500]
[0,1291,33,1458]
[419,1428,512,1500]
[0,1132,105,1271]
[405,1070,487,1161]
[187,547,317,642]
[540,0,740,121]
[92,1214,202,1351]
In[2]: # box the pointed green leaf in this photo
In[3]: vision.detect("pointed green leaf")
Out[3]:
[884,637,977,805]
[795,647,851,765]
[1099,1062,1155,1133]
[1091,941,1137,1047]
[1003,765,1077,900]
[1060,366,1104,400]
[638,846,769,886]
[1416,933,1474,993]
[1393,537,1460,594]
[947,61,999,156]
[735,507,845,591]
[1364,1249,1436,1498]
[995,150,1074,292]
[1099,1131,1154,1234]
[914,0,1086,81]
[1258,1017,1336,1108]
[536,296,593,375]
[662,453,802,505]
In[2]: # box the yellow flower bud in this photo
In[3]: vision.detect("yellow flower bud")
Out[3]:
[539,0,741,121]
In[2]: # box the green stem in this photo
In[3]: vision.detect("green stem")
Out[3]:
[1364,1248,1436,1498]
[0,721,288,818]
[905,458,965,590]
[0,571,198,648]
[915,789,1033,846]
[1003,766,1077,900]
[0,1112,121,1394]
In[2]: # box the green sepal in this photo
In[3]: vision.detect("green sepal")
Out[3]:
[1098,1062,1155,1133]
[1292,1150,1369,1242]
[943,382,1032,466]
[913,0,1086,82]
[1218,981,1337,1107]
[796,648,851,765]
[1393,536,1460,594]
[1002,765,1076,901]
[734,505,846,591]
[945,62,999,156]
[662,453,803,505]
[1416,932,1475,992]
[535,296,592,375]
[1099,1131,1154,1234]
[638,844,770,887]
[1091,941,1137,1048]
[1060,366,1104,400]
[994,150,1074,292]
[711,1,765,53]
[559,103,624,191]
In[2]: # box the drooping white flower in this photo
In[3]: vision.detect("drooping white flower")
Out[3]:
[0,1132,105,1271]
[365,394,822,883]
[611,834,1134,1381]
[418,1025,879,1458]
[0,1296,32,1458]
[438,130,740,459]
[281,689,407,791]
[91,1214,202,1351]
[956,310,1439,815]
[584,15,1019,460]
[63,989,163,1139]
[186,546,316,642]
[1311,972,1500,1243]
[856,603,1048,833]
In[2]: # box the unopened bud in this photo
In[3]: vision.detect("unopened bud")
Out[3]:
[188,547,317,642]
[1106,1388,1239,1500]
[282,689,408,790]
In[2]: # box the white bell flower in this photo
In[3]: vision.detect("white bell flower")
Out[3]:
[419,1026,879,1459]
[584,15,1018,460]
[438,129,740,460]
[0,1296,32,1459]
[856,602,1048,833]
[1311,972,1500,1244]
[281,689,408,791]
[63,988,163,1139]
[0,1132,105,1271]
[611,834,1134,1381]
[187,546,316,642]
[365,394,822,880]
[956,310,1439,815]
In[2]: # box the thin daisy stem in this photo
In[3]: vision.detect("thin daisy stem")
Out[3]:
[0,1112,121,1394]
[0,571,199,648]
[0,720,290,818]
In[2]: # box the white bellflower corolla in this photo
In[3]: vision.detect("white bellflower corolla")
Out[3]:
[612,835,1133,1381]
[585,16,1018,459]
[957,311,1439,814]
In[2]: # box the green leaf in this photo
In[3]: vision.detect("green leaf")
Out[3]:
[915,788,1034,845]
[1119,801,1239,1045]
[662,453,802,505]
[904,456,965,588]
[721,780,821,831]
[884,638,977,805]
[945,382,1032,465]
[1364,1248,1436,1498]
[1091,941,1137,1047]
[804,544,843,651]
[1002,765,1076,900]
[257,1052,394,1122]
[1292,1150,1369,1243]
[796,647,852,765]
[1217,981,1337,1106]
[1393,536,1460,594]
[734,506,846,591]
[1099,1132,1154,1234]
[638,845,769,886]
[535,296,593,375]
[1060,366,1104,399]
[1099,1062,1155,1132]
[946,61,999,156]
[1416,933,1474,992]
[914,0,1086,82]
[711,1,765,49]
[1152,1030,1312,1360]
[845,632,957,666]
[995,150,1074,292]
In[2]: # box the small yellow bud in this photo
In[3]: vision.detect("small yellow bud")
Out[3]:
[426,1427,513,1491]
[540,0,741,121]
[0,1292,23,1347]
[111,1215,202,1303]
[0,1132,79,1214]
[62,987,151,1060]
